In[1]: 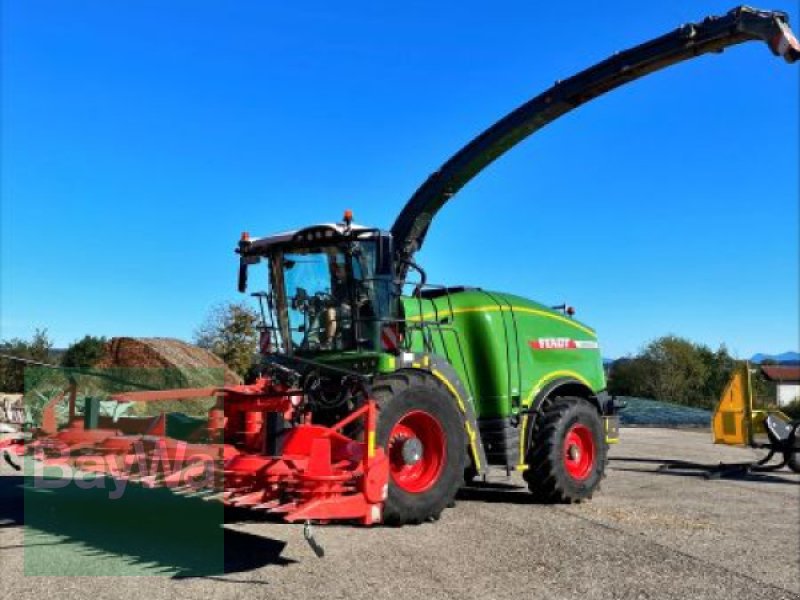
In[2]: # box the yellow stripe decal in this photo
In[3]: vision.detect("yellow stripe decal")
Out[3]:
[464,421,481,471]
[432,369,466,412]
[517,414,529,470]
[431,369,480,471]
[605,418,620,444]
[517,370,593,469]
[367,431,376,458]
[525,370,593,407]
[407,305,595,337]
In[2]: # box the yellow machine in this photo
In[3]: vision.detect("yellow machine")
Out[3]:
[712,362,798,473]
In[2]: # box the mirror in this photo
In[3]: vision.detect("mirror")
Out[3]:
[238,261,248,292]
[238,254,260,293]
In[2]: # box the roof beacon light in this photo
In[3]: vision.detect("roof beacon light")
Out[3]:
[241,231,250,242]
[343,209,353,225]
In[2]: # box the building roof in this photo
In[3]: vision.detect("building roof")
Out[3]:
[760,365,800,383]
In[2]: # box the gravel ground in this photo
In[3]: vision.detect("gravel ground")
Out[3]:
[1,428,798,600]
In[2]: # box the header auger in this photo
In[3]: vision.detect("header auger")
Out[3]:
[3,6,798,529]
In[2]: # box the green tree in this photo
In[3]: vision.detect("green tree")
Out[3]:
[0,329,54,393]
[638,336,709,406]
[750,369,778,407]
[608,335,735,408]
[607,356,654,398]
[783,397,800,420]
[61,335,108,368]
[697,343,735,407]
[194,302,260,378]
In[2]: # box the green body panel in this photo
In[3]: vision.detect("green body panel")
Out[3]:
[305,289,605,422]
[402,290,606,419]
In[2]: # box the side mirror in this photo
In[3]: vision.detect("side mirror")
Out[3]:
[238,255,260,293]
[238,261,248,293]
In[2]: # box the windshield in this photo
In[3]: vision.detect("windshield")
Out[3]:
[271,242,380,353]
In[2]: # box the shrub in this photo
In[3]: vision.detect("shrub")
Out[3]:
[608,336,734,409]
[783,397,800,421]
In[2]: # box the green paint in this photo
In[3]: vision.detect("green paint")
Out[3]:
[402,290,605,418]
[299,288,605,420]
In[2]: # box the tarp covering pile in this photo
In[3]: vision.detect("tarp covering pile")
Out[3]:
[94,337,242,388]
[86,337,243,416]
[19,338,241,422]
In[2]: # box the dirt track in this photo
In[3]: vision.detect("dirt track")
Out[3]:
[1,428,798,599]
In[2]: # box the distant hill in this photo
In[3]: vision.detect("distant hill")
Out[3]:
[750,351,800,364]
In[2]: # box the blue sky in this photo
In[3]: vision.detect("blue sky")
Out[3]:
[1,1,798,358]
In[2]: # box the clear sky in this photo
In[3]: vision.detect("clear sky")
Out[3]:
[1,1,798,358]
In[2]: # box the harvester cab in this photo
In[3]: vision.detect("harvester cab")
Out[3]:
[238,220,398,358]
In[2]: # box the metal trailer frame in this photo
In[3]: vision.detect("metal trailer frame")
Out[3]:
[657,362,799,479]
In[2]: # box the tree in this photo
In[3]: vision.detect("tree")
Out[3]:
[751,369,778,407]
[698,344,735,405]
[635,336,709,406]
[61,335,108,368]
[607,335,734,408]
[0,329,54,393]
[194,302,260,378]
[784,396,800,420]
[607,356,655,398]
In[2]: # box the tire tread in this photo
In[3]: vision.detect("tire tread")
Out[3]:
[372,370,466,526]
[523,396,608,503]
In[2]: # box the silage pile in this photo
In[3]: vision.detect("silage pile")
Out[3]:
[90,337,242,416]
[18,338,241,423]
[94,337,241,387]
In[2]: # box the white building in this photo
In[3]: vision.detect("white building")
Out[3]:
[0,394,24,425]
[761,366,800,407]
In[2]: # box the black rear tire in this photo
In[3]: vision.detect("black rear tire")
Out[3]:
[523,396,607,503]
[372,370,466,525]
[786,423,800,473]
[787,451,800,474]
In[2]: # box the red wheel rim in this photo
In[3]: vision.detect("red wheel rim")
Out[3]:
[388,410,446,493]
[563,423,595,481]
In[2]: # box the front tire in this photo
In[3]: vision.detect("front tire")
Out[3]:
[372,371,466,525]
[523,396,607,503]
